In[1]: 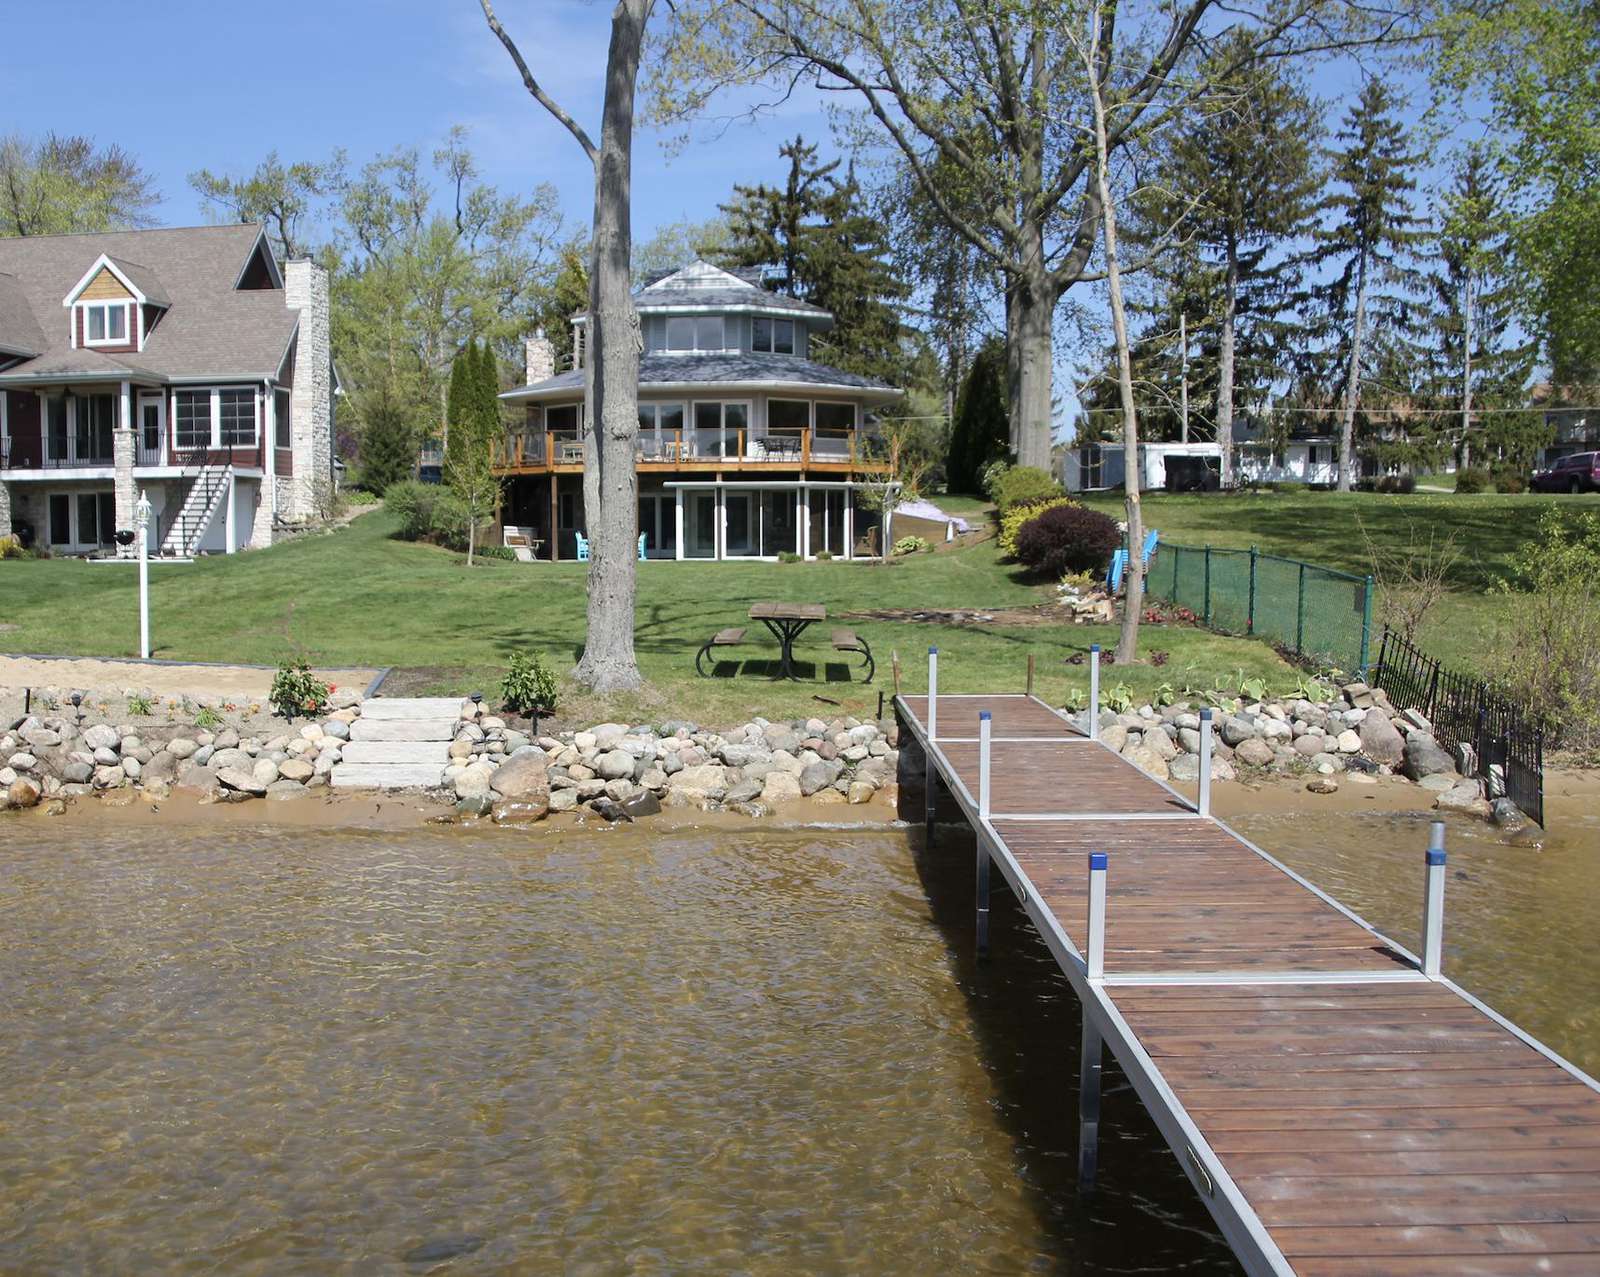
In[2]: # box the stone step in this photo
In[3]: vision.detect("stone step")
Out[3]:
[340,741,453,766]
[330,762,448,790]
[349,718,456,743]
[359,698,464,721]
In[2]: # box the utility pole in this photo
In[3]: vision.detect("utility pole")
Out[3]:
[1460,275,1473,470]
[1179,312,1190,444]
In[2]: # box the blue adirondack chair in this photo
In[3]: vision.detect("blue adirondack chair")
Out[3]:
[575,531,590,562]
[638,533,647,560]
[1108,528,1160,592]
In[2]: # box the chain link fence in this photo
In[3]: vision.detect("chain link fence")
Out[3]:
[1143,543,1375,676]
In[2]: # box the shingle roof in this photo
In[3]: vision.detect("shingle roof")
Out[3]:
[0,224,296,383]
[633,284,830,317]
[105,255,172,307]
[503,352,901,402]
[0,273,46,356]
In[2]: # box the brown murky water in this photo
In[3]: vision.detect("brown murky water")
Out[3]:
[2,795,1595,1274]
[0,820,1237,1275]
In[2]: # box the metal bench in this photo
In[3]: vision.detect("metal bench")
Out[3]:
[831,628,875,683]
[696,626,747,676]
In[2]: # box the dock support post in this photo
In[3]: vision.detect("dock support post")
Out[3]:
[1197,709,1213,818]
[1422,821,1446,978]
[1088,645,1101,740]
[924,646,939,843]
[1078,1015,1104,1193]
[976,711,992,957]
[1079,851,1108,1193]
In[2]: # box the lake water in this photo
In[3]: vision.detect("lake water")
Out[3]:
[1,800,1594,1274]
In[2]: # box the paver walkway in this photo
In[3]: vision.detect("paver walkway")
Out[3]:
[331,697,458,789]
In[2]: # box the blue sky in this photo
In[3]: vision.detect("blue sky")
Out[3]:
[6,0,819,245]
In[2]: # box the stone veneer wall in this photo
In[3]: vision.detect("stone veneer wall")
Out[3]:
[0,480,11,537]
[113,424,136,557]
[249,476,275,549]
[283,260,332,523]
[524,330,555,384]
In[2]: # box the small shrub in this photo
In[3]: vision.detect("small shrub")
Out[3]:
[892,535,929,555]
[1396,474,1417,494]
[195,706,224,730]
[1455,467,1491,494]
[815,549,834,561]
[474,544,517,562]
[269,659,331,720]
[127,694,154,716]
[992,465,1064,512]
[778,550,801,563]
[1491,466,1527,494]
[979,458,1014,502]
[1000,496,1075,558]
[0,534,27,559]
[384,480,438,540]
[501,651,558,713]
[1014,504,1123,578]
[343,487,381,507]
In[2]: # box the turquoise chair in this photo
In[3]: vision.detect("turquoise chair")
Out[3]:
[638,533,647,560]
[575,532,590,562]
[1108,529,1159,591]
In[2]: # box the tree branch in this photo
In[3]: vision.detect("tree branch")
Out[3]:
[479,0,600,165]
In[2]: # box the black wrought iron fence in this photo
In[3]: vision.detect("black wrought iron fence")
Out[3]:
[1370,627,1545,827]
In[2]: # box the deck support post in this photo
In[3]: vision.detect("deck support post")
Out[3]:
[1086,851,1107,980]
[924,646,939,842]
[976,710,993,957]
[1422,821,1446,978]
[1088,645,1101,740]
[1077,1014,1104,1193]
[1197,709,1214,818]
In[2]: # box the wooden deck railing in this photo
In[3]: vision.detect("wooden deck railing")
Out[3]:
[492,425,887,471]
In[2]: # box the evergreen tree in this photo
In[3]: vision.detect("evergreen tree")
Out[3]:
[1303,78,1426,490]
[357,381,418,494]
[444,342,474,462]
[1138,40,1321,484]
[722,136,910,385]
[1426,147,1537,468]
[946,339,1010,493]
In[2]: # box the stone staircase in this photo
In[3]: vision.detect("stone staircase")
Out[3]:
[330,697,460,789]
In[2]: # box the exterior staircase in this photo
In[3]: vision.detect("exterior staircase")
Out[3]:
[331,698,459,789]
[160,463,231,557]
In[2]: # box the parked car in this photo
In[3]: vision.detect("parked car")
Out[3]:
[1531,451,1600,493]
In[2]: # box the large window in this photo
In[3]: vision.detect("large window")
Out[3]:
[691,401,748,458]
[814,402,856,431]
[82,302,129,346]
[219,389,257,446]
[547,404,580,433]
[175,391,211,450]
[77,394,115,461]
[275,389,292,449]
[665,316,725,352]
[751,316,795,355]
[637,402,684,458]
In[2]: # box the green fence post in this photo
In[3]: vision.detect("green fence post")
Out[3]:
[1247,546,1258,634]
[1359,574,1375,677]
[1203,546,1212,627]
[1296,562,1306,657]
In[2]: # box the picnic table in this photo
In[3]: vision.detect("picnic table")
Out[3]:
[749,601,826,680]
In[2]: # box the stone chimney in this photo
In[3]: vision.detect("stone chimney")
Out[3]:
[525,329,555,384]
[284,259,332,523]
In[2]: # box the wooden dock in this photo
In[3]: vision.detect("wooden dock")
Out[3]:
[897,668,1600,1276]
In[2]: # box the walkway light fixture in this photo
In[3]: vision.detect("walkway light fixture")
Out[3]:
[135,489,151,659]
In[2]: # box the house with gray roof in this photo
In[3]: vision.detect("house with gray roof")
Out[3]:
[0,223,333,557]
[495,260,900,561]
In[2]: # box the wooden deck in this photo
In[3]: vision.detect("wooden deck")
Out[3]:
[898,688,1600,1276]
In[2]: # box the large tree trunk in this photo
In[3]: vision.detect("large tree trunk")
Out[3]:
[1460,272,1473,471]
[1217,245,1238,488]
[572,0,649,692]
[1011,264,1055,471]
[1086,4,1143,667]
[1336,252,1369,493]
[1004,279,1022,457]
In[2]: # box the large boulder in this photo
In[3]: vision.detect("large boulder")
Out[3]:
[1220,716,1257,747]
[799,761,833,796]
[7,776,42,808]
[83,724,120,751]
[1435,782,1491,818]
[217,766,267,796]
[1403,734,1456,781]
[490,754,550,801]
[1233,738,1276,768]
[672,764,728,800]
[761,771,802,804]
[492,796,550,825]
[166,737,198,760]
[1121,743,1170,781]
[1357,710,1405,766]
[594,750,636,781]
[454,760,496,799]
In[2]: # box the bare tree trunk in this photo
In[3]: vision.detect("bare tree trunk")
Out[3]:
[1086,4,1143,667]
[1013,269,1056,471]
[1460,273,1473,471]
[482,0,649,692]
[467,517,475,567]
[1337,251,1369,493]
[1217,246,1238,488]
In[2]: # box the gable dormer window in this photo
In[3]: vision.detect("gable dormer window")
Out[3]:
[752,317,795,355]
[82,301,129,347]
[665,316,724,353]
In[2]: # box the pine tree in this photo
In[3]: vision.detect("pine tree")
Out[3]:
[444,343,473,463]
[356,381,417,495]
[722,136,910,386]
[1303,78,1427,490]
[946,339,1009,493]
[1426,147,1537,468]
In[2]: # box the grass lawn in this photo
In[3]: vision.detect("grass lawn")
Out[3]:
[1079,488,1595,670]
[0,510,1294,727]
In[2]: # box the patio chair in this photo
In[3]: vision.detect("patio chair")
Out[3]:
[1108,528,1160,592]
[638,533,647,560]
[576,532,590,562]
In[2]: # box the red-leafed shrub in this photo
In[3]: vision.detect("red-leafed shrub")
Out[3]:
[1014,504,1123,578]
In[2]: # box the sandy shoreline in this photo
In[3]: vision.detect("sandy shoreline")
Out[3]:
[1,655,382,702]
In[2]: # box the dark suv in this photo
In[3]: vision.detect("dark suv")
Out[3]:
[1531,452,1600,493]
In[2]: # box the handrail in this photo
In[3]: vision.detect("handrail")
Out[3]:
[490,423,894,471]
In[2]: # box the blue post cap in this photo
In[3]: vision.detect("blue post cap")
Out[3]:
[1090,644,1100,653]
[979,710,991,721]
[929,645,938,655]
[1200,708,1213,721]
[1090,852,1108,870]
[1427,849,1446,867]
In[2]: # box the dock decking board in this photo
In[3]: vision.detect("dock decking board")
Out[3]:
[897,690,1600,1276]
